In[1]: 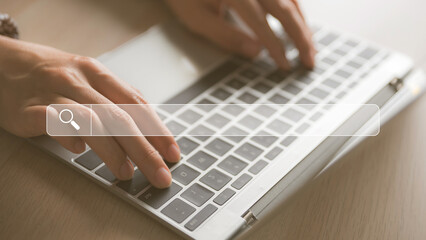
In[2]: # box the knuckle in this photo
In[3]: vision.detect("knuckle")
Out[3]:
[142,148,161,161]
[278,1,295,14]
[74,105,93,121]
[39,66,81,88]
[75,56,102,70]
[110,107,132,123]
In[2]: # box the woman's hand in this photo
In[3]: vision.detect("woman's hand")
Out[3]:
[167,0,316,70]
[0,36,180,188]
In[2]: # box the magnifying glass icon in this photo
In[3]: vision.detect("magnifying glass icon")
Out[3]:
[59,109,80,131]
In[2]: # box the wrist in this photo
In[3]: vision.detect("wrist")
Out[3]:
[0,36,47,78]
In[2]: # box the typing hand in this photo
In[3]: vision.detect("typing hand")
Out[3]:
[167,0,316,70]
[0,36,180,188]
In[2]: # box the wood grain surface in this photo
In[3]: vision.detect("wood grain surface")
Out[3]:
[1,0,425,239]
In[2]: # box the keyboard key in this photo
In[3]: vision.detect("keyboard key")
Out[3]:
[157,112,166,121]
[218,155,248,176]
[188,151,217,171]
[222,104,245,117]
[295,123,310,134]
[238,92,258,104]
[206,113,230,128]
[235,143,263,161]
[206,139,233,156]
[223,126,247,143]
[335,69,351,79]
[344,39,358,47]
[282,83,302,95]
[161,198,196,223]
[248,160,268,174]
[312,66,326,75]
[267,119,291,134]
[226,78,245,90]
[318,32,338,46]
[333,48,347,56]
[139,182,182,209]
[239,115,262,130]
[282,108,304,122]
[310,111,323,122]
[200,169,232,191]
[267,70,289,83]
[295,72,314,84]
[309,88,329,100]
[359,47,378,59]
[75,150,103,170]
[95,165,116,182]
[172,164,200,186]
[254,105,276,117]
[211,88,232,101]
[189,125,214,141]
[346,60,362,69]
[324,100,336,110]
[166,121,186,135]
[185,204,218,231]
[159,105,183,114]
[251,132,278,148]
[240,68,259,79]
[231,174,252,190]
[336,91,347,99]
[269,94,289,104]
[166,161,177,169]
[254,60,274,70]
[117,171,150,195]
[321,56,337,65]
[178,109,202,124]
[177,137,199,155]
[196,99,216,112]
[213,188,236,206]
[181,183,214,207]
[281,136,297,146]
[323,78,341,88]
[252,82,272,93]
[296,98,316,110]
[265,147,284,160]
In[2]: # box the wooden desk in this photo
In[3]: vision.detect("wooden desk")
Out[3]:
[1,0,425,239]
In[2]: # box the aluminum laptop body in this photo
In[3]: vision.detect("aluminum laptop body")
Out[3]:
[30,19,426,240]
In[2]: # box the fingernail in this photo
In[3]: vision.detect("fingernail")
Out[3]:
[242,42,260,58]
[74,140,86,153]
[156,167,172,188]
[120,161,134,180]
[167,144,181,162]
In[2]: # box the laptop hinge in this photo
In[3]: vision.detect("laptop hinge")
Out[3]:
[389,77,404,91]
[242,210,257,227]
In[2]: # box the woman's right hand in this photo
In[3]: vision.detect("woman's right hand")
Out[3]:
[0,36,180,188]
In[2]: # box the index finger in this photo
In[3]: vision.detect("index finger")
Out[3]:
[260,0,316,68]
[79,57,181,164]
[227,0,291,70]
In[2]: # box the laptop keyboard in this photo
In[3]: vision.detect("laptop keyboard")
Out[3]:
[72,26,389,231]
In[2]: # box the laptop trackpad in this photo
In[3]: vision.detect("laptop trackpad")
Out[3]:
[97,21,228,104]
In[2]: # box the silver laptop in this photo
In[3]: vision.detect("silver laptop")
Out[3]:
[32,18,426,239]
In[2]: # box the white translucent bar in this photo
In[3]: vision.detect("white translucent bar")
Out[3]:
[46,104,380,137]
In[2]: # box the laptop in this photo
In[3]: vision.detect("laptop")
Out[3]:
[31,17,426,239]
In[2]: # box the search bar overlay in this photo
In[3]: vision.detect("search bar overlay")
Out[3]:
[46,104,380,137]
